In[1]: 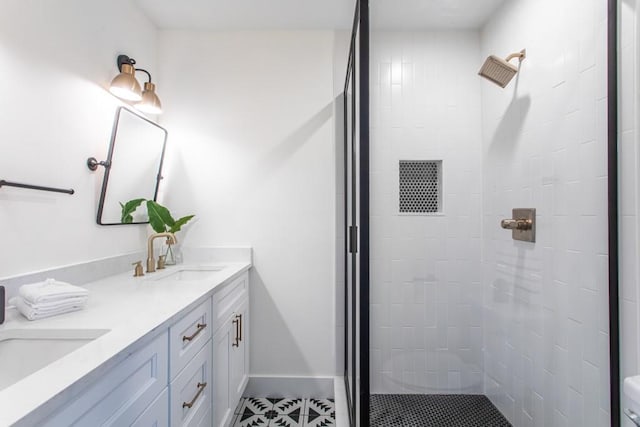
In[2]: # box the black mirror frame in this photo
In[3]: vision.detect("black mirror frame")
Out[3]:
[96,106,168,226]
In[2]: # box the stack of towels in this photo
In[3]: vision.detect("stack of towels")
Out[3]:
[9,278,89,321]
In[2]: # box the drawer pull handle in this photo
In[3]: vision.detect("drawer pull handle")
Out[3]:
[232,317,240,347]
[238,313,243,342]
[182,382,207,409]
[183,323,207,342]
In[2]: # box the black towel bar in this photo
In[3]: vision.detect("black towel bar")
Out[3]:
[0,179,75,195]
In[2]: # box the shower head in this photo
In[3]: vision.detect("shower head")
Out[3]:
[478,49,526,88]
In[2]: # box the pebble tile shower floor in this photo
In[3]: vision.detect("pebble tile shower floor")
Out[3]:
[370,394,512,427]
[232,397,335,427]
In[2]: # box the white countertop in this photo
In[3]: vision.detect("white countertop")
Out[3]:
[0,261,251,426]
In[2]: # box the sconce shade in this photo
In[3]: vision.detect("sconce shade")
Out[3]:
[136,82,162,115]
[109,63,142,101]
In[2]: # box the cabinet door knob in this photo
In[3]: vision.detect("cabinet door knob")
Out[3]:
[182,382,207,409]
[182,323,207,342]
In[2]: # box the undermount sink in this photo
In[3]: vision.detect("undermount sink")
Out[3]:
[150,266,225,282]
[0,328,109,391]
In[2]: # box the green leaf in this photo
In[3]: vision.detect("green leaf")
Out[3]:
[146,200,174,233]
[168,215,195,233]
[120,198,146,224]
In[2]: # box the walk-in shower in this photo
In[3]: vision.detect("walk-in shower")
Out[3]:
[342,0,620,426]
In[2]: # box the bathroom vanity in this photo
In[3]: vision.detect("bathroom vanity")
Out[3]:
[0,256,251,427]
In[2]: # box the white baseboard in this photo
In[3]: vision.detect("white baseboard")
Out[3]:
[244,376,335,399]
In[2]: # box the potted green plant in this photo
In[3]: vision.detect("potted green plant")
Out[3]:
[120,198,195,265]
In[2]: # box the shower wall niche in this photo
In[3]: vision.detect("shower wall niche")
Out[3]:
[369,31,483,395]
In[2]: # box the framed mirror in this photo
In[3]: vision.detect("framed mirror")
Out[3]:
[96,107,167,225]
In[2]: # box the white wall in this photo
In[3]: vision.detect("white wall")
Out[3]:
[620,0,640,426]
[369,31,484,394]
[157,31,337,377]
[480,0,610,425]
[0,0,158,278]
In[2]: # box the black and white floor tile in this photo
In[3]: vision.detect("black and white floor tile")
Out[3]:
[369,394,512,427]
[232,397,335,427]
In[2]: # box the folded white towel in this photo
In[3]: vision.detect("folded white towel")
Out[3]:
[9,296,87,321]
[19,278,89,304]
[20,296,88,312]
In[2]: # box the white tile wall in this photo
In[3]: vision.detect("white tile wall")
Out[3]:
[369,31,484,394]
[480,0,610,425]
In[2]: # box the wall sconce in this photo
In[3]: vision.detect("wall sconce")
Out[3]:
[109,54,162,115]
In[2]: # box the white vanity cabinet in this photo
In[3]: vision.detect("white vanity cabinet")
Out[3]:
[23,269,250,427]
[169,299,213,427]
[229,297,249,406]
[42,331,169,427]
[169,299,212,379]
[212,272,249,427]
[170,343,212,427]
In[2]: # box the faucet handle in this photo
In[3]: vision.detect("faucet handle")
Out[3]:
[157,255,166,270]
[132,261,144,277]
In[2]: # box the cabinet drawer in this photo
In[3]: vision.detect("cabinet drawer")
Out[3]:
[212,272,248,334]
[131,388,169,427]
[170,298,212,379]
[170,340,212,427]
[44,332,168,427]
[194,409,211,427]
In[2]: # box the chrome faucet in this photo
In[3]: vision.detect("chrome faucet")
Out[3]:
[147,232,177,273]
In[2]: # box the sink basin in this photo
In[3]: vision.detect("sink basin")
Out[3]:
[0,328,109,391]
[151,266,225,282]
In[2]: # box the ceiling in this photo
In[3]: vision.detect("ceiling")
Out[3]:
[134,0,355,30]
[370,0,507,30]
[134,0,507,31]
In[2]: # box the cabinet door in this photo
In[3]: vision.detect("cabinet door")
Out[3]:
[131,388,169,427]
[213,317,233,427]
[229,299,249,407]
[170,298,212,380]
[43,332,168,427]
[170,341,212,427]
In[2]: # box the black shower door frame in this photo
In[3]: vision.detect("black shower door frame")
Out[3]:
[343,1,360,425]
[343,0,369,425]
[347,0,619,426]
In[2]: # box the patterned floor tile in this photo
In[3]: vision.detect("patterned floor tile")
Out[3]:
[269,410,305,427]
[238,397,274,415]
[271,398,305,415]
[304,415,335,427]
[236,397,336,427]
[306,399,335,417]
[232,409,305,427]
[232,411,270,427]
[369,394,511,427]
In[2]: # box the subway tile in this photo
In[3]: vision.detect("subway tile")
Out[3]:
[368,12,613,423]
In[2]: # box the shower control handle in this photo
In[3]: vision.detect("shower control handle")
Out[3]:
[500,218,532,230]
[500,208,536,243]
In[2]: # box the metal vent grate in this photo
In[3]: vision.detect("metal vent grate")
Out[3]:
[399,160,441,214]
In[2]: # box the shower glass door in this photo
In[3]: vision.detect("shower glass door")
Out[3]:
[344,9,359,424]
[345,2,367,424]
[365,0,616,426]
